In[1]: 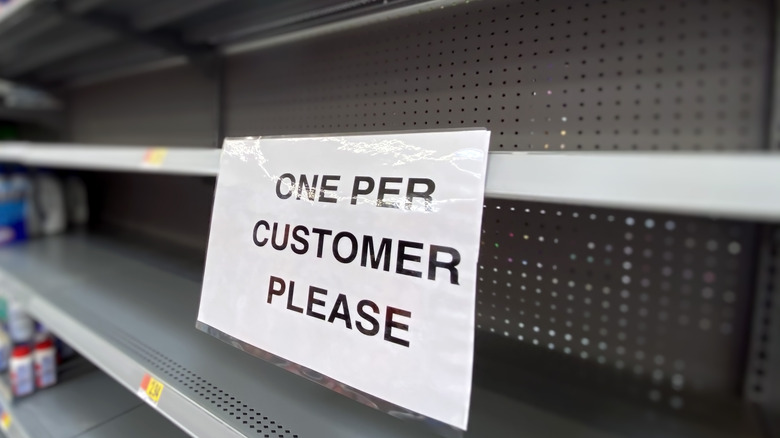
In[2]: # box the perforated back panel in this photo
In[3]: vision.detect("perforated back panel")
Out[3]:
[745,226,780,413]
[476,199,756,416]
[223,0,771,423]
[227,0,770,151]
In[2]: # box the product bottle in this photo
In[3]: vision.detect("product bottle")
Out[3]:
[0,327,10,372]
[10,345,34,397]
[9,167,30,241]
[34,338,56,389]
[0,166,29,245]
[0,288,7,325]
[7,300,33,344]
[33,173,66,236]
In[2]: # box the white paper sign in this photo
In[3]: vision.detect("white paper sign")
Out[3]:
[198,130,490,430]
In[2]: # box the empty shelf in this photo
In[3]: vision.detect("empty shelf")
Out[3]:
[0,358,186,438]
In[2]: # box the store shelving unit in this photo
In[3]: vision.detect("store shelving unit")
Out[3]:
[0,0,777,437]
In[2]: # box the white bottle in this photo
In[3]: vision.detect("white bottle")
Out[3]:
[34,338,56,389]
[10,345,34,397]
[7,300,33,344]
[0,327,10,372]
[33,174,66,236]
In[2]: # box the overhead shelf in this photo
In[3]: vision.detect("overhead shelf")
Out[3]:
[0,0,449,85]
[0,233,761,438]
[0,357,187,438]
[2,141,780,220]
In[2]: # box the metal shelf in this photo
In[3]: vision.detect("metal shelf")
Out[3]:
[484,152,780,221]
[0,142,220,176]
[2,141,780,220]
[0,233,759,438]
[0,0,446,85]
[0,357,186,438]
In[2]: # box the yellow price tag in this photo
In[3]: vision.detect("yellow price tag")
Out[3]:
[140,374,164,405]
[1,412,11,431]
[143,148,168,166]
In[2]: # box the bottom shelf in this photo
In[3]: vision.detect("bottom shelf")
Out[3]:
[0,358,186,438]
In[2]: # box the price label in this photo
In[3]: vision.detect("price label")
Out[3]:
[143,148,168,167]
[137,373,164,405]
[1,412,11,431]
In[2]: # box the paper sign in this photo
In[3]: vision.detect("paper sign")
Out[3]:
[198,131,490,430]
[137,373,164,405]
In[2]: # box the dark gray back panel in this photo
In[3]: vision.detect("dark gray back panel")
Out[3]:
[227,0,769,152]
[476,199,757,417]
[745,226,780,436]
[66,64,216,147]
[86,172,215,251]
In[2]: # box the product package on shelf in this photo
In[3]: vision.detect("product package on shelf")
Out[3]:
[0,287,6,327]
[0,306,71,401]
[6,300,31,345]
[9,345,33,397]
[33,338,56,389]
[0,167,87,242]
[0,327,10,373]
[31,172,66,236]
[0,167,29,246]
